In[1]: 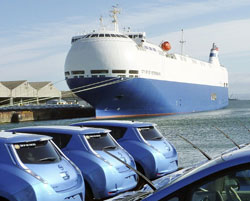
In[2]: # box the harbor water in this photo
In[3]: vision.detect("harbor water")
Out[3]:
[1,100,249,168]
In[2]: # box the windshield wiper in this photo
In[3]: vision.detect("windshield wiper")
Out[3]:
[151,136,163,140]
[103,147,157,191]
[39,157,57,162]
[103,146,117,150]
[177,134,212,160]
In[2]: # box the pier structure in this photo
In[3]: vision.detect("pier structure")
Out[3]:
[0,80,95,123]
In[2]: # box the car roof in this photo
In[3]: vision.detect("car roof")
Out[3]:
[8,125,110,136]
[0,131,51,143]
[72,120,155,128]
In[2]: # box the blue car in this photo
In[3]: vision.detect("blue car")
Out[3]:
[71,121,178,185]
[8,126,138,200]
[0,131,84,201]
[108,143,250,200]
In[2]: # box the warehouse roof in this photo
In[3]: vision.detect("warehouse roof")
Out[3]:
[1,80,27,90]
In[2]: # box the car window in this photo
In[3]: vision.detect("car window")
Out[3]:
[16,131,72,149]
[138,126,163,141]
[85,133,118,150]
[14,140,61,164]
[189,167,250,201]
[102,126,127,140]
[84,125,127,140]
[45,133,72,149]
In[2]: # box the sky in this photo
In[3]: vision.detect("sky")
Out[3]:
[0,0,250,99]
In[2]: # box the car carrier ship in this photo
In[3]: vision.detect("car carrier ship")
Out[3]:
[64,6,228,118]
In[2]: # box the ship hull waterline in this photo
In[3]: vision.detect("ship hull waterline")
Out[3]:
[67,77,228,118]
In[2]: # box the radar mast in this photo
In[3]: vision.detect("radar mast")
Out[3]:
[180,29,186,55]
[99,15,105,31]
[110,5,120,32]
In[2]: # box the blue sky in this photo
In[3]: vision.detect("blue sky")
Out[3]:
[1,0,250,99]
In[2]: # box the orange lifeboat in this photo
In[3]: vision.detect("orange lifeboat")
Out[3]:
[161,41,171,51]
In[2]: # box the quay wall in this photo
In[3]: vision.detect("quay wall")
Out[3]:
[0,107,95,123]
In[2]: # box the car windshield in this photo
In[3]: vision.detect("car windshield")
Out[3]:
[138,126,163,141]
[14,140,61,164]
[85,133,118,150]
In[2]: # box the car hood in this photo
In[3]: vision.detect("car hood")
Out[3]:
[105,167,191,200]
[96,148,133,173]
[148,139,176,158]
[26,158,80,192]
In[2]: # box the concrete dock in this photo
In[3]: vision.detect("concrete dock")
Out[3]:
[0,104,95,123]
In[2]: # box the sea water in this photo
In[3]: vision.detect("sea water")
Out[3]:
[1,100,250,167]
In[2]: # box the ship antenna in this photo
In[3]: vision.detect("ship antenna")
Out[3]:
[110,5,120,32]
[180,29,186,55]
[99,15,105,31]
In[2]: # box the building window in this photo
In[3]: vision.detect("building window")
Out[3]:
[65,71,70,76]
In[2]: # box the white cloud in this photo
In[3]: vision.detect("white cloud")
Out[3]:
[120,0,250,30]
[150,18,250,59]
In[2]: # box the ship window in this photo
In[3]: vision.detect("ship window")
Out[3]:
[105,34,110,37]
[116,34,121,37]
[139,34,143,38]
[91,34,98,37]
[72,70,85,75]
[91,70,109,74]
[111,34,116,37]
[129,70,139,74]
[120,35,127,38]
[99,75,106,77]
[112,70,126,74]
[129,75,134,78]
[118,75,126,78]
[92,75,98,78]
[128,35,133,38]
[86,34,91,38]
[65,71,70,76]
[79,76,84,78]
[99,34,104,37]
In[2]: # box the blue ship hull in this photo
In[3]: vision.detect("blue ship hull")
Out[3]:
[66,77,228,118]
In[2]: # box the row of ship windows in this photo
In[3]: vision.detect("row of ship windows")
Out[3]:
[128,34,144,39]
[65,70,139,76]
[66,75,139,79]
[179,56,214,67]
[72,34,128,43]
